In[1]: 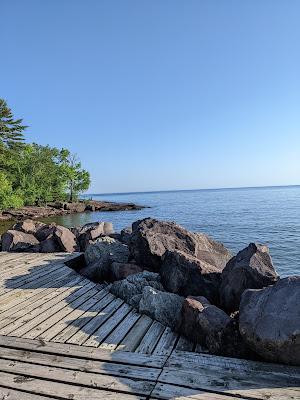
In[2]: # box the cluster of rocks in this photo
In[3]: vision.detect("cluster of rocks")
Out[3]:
[1,219,114,253]
[80,218,299,366]
[1,216,299,366]
[0,200,145,222]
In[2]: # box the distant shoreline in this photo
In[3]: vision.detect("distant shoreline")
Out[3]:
[0,200,147,223]
[86,184,300,197]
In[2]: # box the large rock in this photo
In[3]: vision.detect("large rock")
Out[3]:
[239,276,300,365]
[179,296,231,346]
[206,311,256,359]
[1,230,39,252]
[78,222,114,250]
[160,250,222,304]
[53,225,79,252]
[12,219,45,235]
[110,271,163,308]
[35,223,57,242]
[109,262,143,282]
[130,218,231,272]
[84,236,129,266]
[120,226,132,245]
[38,234,61,253]
[139,286,184,330]
[220,243,278,312]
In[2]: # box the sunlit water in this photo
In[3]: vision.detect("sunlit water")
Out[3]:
[1,186,300,277]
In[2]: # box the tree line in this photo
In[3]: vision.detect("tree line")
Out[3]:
[0,98,90,210]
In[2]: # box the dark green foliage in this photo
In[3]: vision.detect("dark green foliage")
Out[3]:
[0,99,91,209]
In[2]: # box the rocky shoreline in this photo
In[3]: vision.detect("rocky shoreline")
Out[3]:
[0,200,146,222]
[1,217,299,366]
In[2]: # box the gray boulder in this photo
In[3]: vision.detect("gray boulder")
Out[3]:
[85,236,129,266]
[110,271,163,308]
[179,296,231,346]
[120,226,132,245]
[2,230,39,252]
[239,276,300,365]
[130,218,231,272]
[78,222,114,250]
[139,286,184,330]
[160,250,222,304]
[220,243,278,312]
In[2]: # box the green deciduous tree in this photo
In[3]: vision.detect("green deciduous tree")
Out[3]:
[0,98,91,210]
[60,151,91,202]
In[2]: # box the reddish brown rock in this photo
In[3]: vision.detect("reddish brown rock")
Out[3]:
[109,262,143,281]
[12,219,45,235]
[179,296,230,345]
[161,250,222,304]
[220,243,278,312]
[130,218,231,272]
[1,230,39,252]
[53,225,79,252]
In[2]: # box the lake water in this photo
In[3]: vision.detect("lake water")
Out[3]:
[2,186,300,277]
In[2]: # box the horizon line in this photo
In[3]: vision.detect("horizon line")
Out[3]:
[84,183,300,197]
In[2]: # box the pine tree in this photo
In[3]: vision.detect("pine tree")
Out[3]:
[0,98,27,148]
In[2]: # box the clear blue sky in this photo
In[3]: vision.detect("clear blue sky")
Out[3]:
[1,0,300,193]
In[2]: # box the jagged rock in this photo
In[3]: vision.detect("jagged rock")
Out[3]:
[12,219,45,235]
[64,202,86,212]
[160,250,222,304]
[109,262,143,282]
[84,236,129,266]
[77,222,114,251]
[110,271,163,307]
[52,225,79,252]
[239,276,300,365]
[1,230,39,252]
[179,296,231,346]
[79,260,104,282]
[207,312,256,359]
[38,234,62,253]
[120,226,132,245]
[130,218,231,272]
[35,223,57,242]
[220,243,278,312]
[139,286,184,330]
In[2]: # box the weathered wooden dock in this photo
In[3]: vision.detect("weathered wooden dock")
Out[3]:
[0,252,299,399]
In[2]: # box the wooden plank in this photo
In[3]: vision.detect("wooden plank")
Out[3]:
[117,315,153,352]
[0,335,167,368]
[51,292,115,343]
[168,351,300,378]
[100,309,140,351]
[0,261,70,297]
[0,358,155,396]
[84,302,132,347]
[0,268,80,320]
[38,287,109,341]
[0,371,146,400]
[158,367,300,400]
[20,285,99,339]
[67,297,124,345]
[0,346,161,381]
[0,277,92,336]
[0,253,78,282]
[175,335,194,351]
[151,382,243,399]
[0,386,57,400]
[152,327,178,356]
[135,321,165,354]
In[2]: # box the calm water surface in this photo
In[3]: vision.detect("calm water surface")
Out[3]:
[2,186,300,277]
